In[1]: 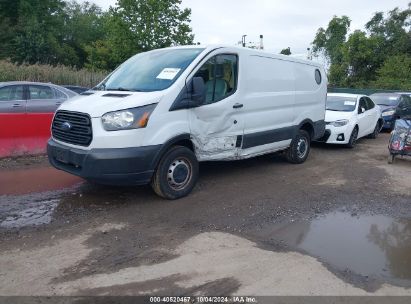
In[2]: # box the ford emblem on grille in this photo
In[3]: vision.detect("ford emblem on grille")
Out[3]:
[61,121,72,131]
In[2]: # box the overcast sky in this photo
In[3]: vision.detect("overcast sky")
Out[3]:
[87,0,409,55]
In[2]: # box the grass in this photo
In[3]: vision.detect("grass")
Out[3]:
[0,60,107,88]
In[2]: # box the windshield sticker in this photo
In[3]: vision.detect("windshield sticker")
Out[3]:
[344,101,356,106]
[389,97,397,100]
[156,68,181,80]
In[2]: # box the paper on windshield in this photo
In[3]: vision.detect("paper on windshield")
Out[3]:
[156,68,181,80]
[344,101,356,106]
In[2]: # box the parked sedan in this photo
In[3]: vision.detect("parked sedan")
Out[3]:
[0,81,78,114]
[369,93,411,130]
[0,81,78,157]
[319,93,383,148]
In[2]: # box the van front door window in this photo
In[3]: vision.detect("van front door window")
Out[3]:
[194,54,237,104]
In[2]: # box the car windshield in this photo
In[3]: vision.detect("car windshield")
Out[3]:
[370,95,399,107]
[97,48,205,92]
[326,96,357,112]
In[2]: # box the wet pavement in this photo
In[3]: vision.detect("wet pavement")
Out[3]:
[0,198,60,229]
[259,212,411,286]
[0,166,82,195]
[1,133,411,295]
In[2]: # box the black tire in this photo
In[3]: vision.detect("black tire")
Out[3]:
[368,121,380,139]
[346,127,358,149]
[388,154,395,164]
[285,129,311,164]
[151,146,199,200]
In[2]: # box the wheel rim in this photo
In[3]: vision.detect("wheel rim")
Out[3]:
[167,157,192,190]
[296,137,308,159]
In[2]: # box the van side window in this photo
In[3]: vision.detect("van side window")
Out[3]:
[194,54,237,104]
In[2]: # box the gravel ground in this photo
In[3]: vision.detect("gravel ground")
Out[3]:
[1,133,411,296]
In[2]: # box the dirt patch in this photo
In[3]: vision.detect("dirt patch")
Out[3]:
[51,232,411,296]
[0,154,49,170]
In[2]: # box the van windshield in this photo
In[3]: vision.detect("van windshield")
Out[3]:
[326,96,357,112]
[97,48,205,92]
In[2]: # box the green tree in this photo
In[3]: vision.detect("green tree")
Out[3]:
[63,1,106,67]
[280,47,291,55]
[87,0,194,70]
[341,30,381,87]
[312,3,411,88]
[11,0,69,64]
[312,16,351,67]
[0,0,20,59]
[372,54,411,90]
[366,6,411,56]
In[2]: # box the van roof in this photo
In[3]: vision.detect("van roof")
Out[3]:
[161,45,324,67]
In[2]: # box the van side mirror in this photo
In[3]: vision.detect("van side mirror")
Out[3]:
[168,77,205,111]
[360,107,366,114]
[191,77,206,106]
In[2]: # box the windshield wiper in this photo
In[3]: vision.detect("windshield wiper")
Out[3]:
[93,83,106,91]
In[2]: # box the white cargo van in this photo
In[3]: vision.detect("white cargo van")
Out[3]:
[48,45,327,199]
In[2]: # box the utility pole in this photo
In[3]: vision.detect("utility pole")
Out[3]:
[259,35,264,50]
[241,35,247,47]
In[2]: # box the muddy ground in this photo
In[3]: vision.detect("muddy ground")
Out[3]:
[1,133,411,296]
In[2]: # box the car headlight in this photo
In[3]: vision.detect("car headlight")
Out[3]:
[330,119,349,127]
[101,104,157,131]
[382,110,395,117]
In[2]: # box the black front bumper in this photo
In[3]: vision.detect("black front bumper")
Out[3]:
[47,139,162,185]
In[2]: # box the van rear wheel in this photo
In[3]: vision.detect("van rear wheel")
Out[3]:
[285,129,310,164]
[151,146,199,200]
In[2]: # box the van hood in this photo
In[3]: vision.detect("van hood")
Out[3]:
[58,90,165,117]
[325,110,354,122]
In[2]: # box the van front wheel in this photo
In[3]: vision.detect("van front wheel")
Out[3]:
[151,146,199,200]
[285,130,310,164]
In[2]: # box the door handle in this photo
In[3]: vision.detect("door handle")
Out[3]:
[233,103,243,109]
[12,103,23,108]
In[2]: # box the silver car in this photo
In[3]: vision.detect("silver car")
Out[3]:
[0,81,78,114]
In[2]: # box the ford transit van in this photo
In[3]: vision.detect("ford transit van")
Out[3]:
[48,45,327,199]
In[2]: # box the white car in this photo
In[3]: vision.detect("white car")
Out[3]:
[320,93,383,148]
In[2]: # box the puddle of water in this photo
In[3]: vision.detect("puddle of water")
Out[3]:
[264,212,411,283]
[0,166,82,195]
[0,199,59,228]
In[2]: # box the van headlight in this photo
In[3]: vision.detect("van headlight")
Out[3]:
[382,110,395,117]
[101,104,157,131]
[330,119,349,127]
